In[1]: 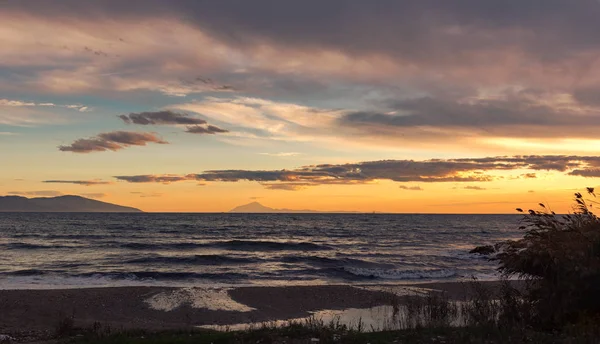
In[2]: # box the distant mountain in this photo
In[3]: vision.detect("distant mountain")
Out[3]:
[230,202,278,213]
[0,195,142,213]
[229,201,355,213]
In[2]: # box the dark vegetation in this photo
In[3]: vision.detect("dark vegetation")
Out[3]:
[499,188,600,329]
[10,189,600,343]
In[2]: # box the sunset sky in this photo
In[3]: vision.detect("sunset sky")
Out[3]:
[3,0,600,213]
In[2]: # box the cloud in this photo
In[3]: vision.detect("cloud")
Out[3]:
[131,191,163,198]
[119,111,206,125]
[173,97,343,142]
[569,169,600,178]
[0,99,84,127]
[399,186,423,191]
[80,193,106,199]
[8,1,600,153]
[173,91,600,151]
[185,125,229,134]
[119,110,229,135]
[260,152,302,157]
[0,99,89,112]
[8,0,599,68]
[43,180,112,186]
[0,100,35,107]
[573,86,600,107]
[462,186,487,191]
[113,155,600,189]
[115,175,189,184]
[337,91,600,140]
[8,191,63,197]
[59,131,168,153]
[261,183,312,191]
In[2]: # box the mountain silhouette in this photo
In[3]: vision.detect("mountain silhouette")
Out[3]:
[229,201,356,213]
[0,195,142,212]
[229,201,277,213]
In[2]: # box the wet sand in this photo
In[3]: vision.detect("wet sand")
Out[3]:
[0,281,515,340]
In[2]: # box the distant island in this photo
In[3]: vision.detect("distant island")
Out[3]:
[229,201,356,213]
[0,195,142,213]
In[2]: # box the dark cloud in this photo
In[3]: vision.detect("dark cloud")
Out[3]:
[119,111,229,135]
[59,131,168,153]
[338,93,600,138]
[113,155,600,188]
[9,0,600,65]
[186,125,229,134]
[43,180,112,186]
[399,186,423,191]
[572,85,600,107]
[119,111,206,125]
[569,169,600,177]
[59,138,122,153]
[115,175,189,183]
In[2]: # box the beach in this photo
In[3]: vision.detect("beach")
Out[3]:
[0,281,514,341]
[0,213,521,341]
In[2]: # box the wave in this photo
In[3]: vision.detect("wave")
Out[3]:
[214,240,332,251]
[11,234,44,238]
[119,240,331,251]
[1,243,75,250]
[281,255,395,269]
[75,271,249,281]
[124,254,259,265]
[282,256,340,265]
[342,267,458,280]
[1,269,250,281]
[43,234,106,240]
[120,242,203,250]
[5,269,49,276]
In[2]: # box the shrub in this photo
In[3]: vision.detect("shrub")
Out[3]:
[497,188,600,328]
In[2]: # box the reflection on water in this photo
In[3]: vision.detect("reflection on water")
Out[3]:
[198,303,469,332]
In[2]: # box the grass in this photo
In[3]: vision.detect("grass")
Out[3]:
[58,324,598,344]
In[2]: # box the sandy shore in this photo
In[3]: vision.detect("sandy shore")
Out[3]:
[0,281,517,340]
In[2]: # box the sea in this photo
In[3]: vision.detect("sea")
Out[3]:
[0,213,524,289]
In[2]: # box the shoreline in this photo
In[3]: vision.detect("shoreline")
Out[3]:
[0,281,518,341]
[0,277,501,291]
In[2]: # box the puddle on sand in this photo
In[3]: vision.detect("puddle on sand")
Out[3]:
[145,287,255,312]
[357,285,437,296]
[197,300,470,332]
[198,305,402,332]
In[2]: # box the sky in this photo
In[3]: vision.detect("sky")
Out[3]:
[2,0,600,213]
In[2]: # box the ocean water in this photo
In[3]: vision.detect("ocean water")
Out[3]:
[0,213,523,289]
